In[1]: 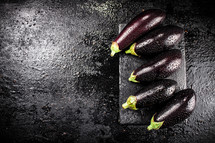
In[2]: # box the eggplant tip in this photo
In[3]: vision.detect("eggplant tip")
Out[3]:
[147,115,164,131]
[125,49,131,54]
[110,51,116,57]
[147,125,154,131]
[110,42,120,57]
[122,96,137,110]
[122,103,128,109]
[128,72,139,83]
[125,43,138,56]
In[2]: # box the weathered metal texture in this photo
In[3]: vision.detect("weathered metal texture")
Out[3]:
[0,0,215,143]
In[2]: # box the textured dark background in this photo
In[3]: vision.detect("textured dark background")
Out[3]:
[0,0,215,143]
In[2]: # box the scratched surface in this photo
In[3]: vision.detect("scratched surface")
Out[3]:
[0,0,215,143]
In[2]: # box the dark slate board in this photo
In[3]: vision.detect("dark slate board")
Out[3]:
[119,24,186,125]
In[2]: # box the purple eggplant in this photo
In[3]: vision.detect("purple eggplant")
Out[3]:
[122,79,177,110]
[129,49,182,83]
[147,89,196,130]
[110,9,166,57]
[125,25,184,56]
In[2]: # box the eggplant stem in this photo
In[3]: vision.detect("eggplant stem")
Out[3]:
[125,49,131,54]
[128,71,139,83]
[125,43,138,56]
[110,42,120,57]
[122,102,129,109]
[122,96,138,110]
[147,114,164,131]
[111,51,116,57]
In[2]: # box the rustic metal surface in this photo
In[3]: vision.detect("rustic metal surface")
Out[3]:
[0,0,215,143]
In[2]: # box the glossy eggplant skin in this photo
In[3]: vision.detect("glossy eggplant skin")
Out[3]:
[111,9,166,56]
[131,49,182,82]
[134,25,184,56]
[154,89,196,128]
[122,79,177,110]
[136,79,177,108]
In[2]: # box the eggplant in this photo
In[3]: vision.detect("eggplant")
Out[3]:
[125,25,184,56]
[147,89,196,130]
[129,49,182,83]
[122,79,177,110]
[110,9,166,57]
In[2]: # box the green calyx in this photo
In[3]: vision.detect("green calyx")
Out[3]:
[110,42,121,57]
[125,43,138,56]
[128,71,139,83]
[122,95,138,110]
[147,114,164,131]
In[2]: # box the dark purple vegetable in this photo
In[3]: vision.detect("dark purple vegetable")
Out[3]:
[147,89,196,130]
[110,9,166,57]
[129,49,182,83]
[122,79,177,110]
[125,25,184,56]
